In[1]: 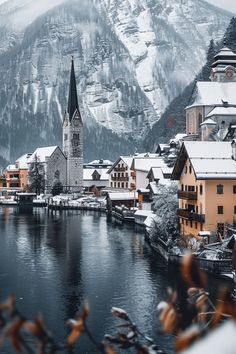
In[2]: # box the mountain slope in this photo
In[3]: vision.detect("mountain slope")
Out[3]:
[0,0,232,165]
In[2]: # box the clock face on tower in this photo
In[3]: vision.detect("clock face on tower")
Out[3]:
[226,69,233,79]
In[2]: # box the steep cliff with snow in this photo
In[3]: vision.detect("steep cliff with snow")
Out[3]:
[0,0,232,164]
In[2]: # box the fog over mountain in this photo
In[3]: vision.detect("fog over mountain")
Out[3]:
[0,0,232,164]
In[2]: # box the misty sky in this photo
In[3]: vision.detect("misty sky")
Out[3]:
[206,0,236,13]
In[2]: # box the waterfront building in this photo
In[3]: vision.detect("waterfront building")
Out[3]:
[107,156,135,189]
[63,57,83,191]
[172,141,236,237]
[1,153,32,190]
[186,45,236,140]
[106,191,138,214]
[147,167,172,200]
[130,155,167,190]
[28,146,67,194]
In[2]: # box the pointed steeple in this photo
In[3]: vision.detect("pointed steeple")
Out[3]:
[67,56,79,122]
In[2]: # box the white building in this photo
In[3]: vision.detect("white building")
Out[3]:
[131,155,167,190]
[28,146,67,193]
[107,156,135,189]
[186,45,236,140]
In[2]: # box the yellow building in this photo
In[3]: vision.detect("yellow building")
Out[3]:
[172,141,236,237]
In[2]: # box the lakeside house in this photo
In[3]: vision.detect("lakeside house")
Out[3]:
[0,153,31,191]
[107,156,135,189]
[172,140,236,237]
[83,160,113,195]
[106,191,138,214]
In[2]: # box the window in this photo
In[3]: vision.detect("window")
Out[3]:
[186,220,188,226]
[189,165,192,174]
[233,185,236,194]
[190,220,193,228]
[114,182,116,188]
[118,182,120,188]
[181,184,184,191]
[234,206,236,214]
[111,182,113,188]
[217,206,224,214]
[126,183,128,188]
[188,186,195,192]
[217,184,224,194]
[200,185,203,195]
[195,222,198,229]
[185,166,187,174]
[121,183,124,188]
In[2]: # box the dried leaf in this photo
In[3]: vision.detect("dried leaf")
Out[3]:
[181,253,206,289]
[104,344,117,354]
[66,303,90,346]
[175,325,201,352]
[159,303,177,333]
[0,294,16,314]
[211,289,236,327]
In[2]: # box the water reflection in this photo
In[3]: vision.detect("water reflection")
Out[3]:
[0,208,230,354]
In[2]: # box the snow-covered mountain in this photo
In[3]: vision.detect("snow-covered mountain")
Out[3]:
[0,0,232,163]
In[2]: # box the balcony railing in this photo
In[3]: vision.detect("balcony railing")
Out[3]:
[111,176,129,181]
[114,167,127,172]
[177,209,205,223]
[178,190,197,200]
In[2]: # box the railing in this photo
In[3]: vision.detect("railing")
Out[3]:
[114,167,127,172]
[111,176,129,181]
[177,209,205,223]
[178,190,197,200]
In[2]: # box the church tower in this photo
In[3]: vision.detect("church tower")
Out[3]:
[63,57,83,191]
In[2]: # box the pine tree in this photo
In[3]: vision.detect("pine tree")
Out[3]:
[28,154,45,195]
[223,17,236,52]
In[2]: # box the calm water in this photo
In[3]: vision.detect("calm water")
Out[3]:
[0,207,230,353]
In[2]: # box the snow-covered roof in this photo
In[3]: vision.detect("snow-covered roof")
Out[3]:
[134,210,154,217]
[144,214,159,228]
[83,168,109,181]
[214,47,236,58]
[6,164,18,171]
[28,146,58,163]
[107,156,133,173]
[172,141,236,180]
[206,107,236,117]
[87,159,113,166]
[16,153,31,169]
[200,118,217,126]
[107,192,138,201]
[132,157,166,172]
[188,82,236,107]
[149,182,159,195]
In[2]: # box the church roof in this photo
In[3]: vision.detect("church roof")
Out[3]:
[212,46,236,68]
[206,107,236,117]
[67,58,80,122]
[28,146,58,163]
[187,82,236,108]
[200,118,217,126]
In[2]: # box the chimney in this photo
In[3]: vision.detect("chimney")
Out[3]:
[232,139,236,160]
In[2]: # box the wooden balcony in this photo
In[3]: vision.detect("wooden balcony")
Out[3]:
[178,190,197,200]
[131,171,136,178]
[111,176,129,181]
[177,209,205,223]
[114,167,127,172]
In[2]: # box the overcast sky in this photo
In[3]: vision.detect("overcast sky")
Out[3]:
[206,0,236,14]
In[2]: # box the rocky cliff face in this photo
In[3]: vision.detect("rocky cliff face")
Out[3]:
[0,0,231,164]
